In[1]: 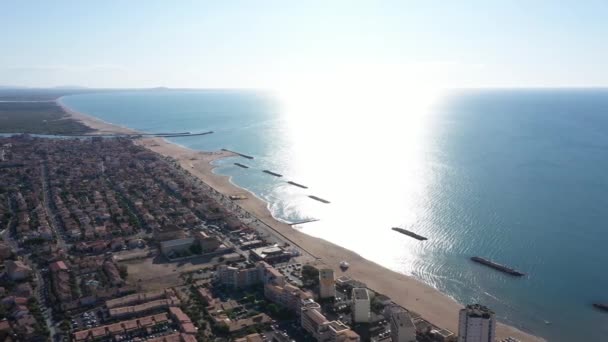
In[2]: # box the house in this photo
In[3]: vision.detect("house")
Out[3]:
[49,260,69,272]
[0,242,12,260]
[11,305,29,319]
[14,283,33,297]
[0,319,11,333]
[103,261,124,286]
[4,260,32,281]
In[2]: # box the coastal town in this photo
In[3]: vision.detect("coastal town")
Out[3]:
[0,132,534,342]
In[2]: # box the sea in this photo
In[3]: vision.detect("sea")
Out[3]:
[59,88,608,342]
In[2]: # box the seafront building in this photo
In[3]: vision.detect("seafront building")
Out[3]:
[351,288,371,323]
[458,304,495,342]
[318,268,336,299]
[301,301,360,341]
[386,306,416,342]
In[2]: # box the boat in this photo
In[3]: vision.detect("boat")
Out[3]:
[339,261,350,270]
[391,227,427,241]
[470,256,525,276]
[593,303,608,312]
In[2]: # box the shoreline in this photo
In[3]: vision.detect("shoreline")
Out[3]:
[58,98,545,342]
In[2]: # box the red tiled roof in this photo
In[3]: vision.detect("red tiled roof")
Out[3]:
[49,260,68,272]
[180,322,197,334]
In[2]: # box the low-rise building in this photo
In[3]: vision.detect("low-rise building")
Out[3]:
[249,245,291,264]
[235,333,264,342]
[106,289,174,308]
[108,297,181,319]
[72,313,170,342]
[194,231,221,252]
[0,242,12,260]
[160,238,195,258]
[4,260,32,281]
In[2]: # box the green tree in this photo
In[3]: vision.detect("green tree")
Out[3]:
[189,243,202,255]
[301,265,319,286]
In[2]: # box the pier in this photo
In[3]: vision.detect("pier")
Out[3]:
[158,131,213,138]
[289,218,320,225]
[287,181,308,189]
[234,162,249,169]
[263,170,283,177]
[222,148,254,159]
[308,195,330,204]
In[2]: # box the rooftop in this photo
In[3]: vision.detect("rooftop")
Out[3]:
[464,304,494,318]
[353,288,369,300]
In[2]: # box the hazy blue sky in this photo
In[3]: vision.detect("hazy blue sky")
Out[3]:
[1,0,607,89]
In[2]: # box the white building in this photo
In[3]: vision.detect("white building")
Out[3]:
[159,237,194,257]
[319,268,335,298]
[387,306,416,342]
[351,288,370,323]
[301,301,360,342]
[458,304,495,342]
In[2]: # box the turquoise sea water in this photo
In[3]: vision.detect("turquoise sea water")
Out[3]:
[60,89,608,341]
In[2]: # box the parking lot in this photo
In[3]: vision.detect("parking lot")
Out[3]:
[275,262,303,287]
[71,309,104,330]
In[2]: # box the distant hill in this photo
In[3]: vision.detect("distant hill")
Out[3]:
[52,85,89,90]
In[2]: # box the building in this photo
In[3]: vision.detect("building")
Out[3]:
[257,261,285,286]
[216,265,261,289]
[301,301,360,342]
[0,242,12,260]
[106,289,174,308]
[153,224,185,242]
[4,260,32,281]
[351,288,370,323]
[249,245,291,264]
[265,283,313,313]
[72,313,170,342]
[301,303,328,340]
[386,306,416,342]
[318,268,335,299]
[108,297,181,319]
[160,237,194,257]
[194,231,221,252]
[458,304,495,342]
[235,333,264,342]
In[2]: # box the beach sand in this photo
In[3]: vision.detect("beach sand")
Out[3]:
[62,101,545,342]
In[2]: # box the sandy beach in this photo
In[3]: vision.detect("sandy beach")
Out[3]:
[61,100,545,342]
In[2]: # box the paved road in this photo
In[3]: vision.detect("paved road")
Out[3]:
[33,267,59,339]
[40,162,68,250]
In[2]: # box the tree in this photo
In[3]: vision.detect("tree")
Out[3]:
[301,265,319,286]
[60,320,71,332]
[189,243,202,255]
[267,303,280,316]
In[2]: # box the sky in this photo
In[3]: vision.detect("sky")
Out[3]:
[1,0,607,89]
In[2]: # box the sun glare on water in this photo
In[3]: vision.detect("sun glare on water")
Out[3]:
[271,72,446,270]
